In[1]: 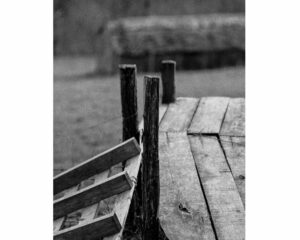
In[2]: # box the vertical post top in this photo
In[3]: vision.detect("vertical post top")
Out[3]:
[161,60,176,65]
[144,75,160,81]
[119,64,137,70]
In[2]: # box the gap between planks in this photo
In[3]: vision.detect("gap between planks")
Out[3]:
[189,135,244,240]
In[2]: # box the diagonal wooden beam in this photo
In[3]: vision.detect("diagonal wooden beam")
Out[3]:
[54,137,140,194]
[54,171,132,219]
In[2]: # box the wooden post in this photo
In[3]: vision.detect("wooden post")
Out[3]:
[142,76,160,239]
[119,64,139,142]
[161,60,176,104]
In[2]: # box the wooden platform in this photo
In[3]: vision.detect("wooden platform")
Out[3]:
[158,97,245,240]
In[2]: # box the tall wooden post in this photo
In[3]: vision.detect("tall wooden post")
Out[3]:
[161,60,176,104]
[119,64,141,238]
[119,64,139,142]
[142,76,160,239]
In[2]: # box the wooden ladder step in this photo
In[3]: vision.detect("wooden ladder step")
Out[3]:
[53,212,122,240]
[54,138,140,194]
[54,171,133,219]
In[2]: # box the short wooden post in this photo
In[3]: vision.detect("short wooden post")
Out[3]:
[119,64,139,142]
[161,60,176,104]
[142,76,160,239]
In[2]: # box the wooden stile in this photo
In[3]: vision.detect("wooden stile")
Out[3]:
[54,138,140,194]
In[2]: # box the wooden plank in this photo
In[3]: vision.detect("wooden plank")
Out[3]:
[220,98,245,136]
[188,97,229,134]
[55,170,111,232]
[54,137,140,194]
[189,135,244,240]
[159,97,199,132]
[220,136,245,206]
[54,212,121,240]
[103,154,142,240]
[158,132,215,240]
[54,171,132,219]
[54,218,64,233]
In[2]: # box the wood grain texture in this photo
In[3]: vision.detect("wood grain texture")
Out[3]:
[159,132,215,240]
[120,64,139,142]
[139,104,168,132]
[188,97,229,134]
[220,98,245,136]
[54,212,121,240]
[189,135,244,240]
[54,137,140,194]
[54,171,132,219]
[220,136,245,206]
[54,218,65,233]
[161,60,176,104]
[142,76,160,239]
[159,97,199,132]
[104,154,142,240]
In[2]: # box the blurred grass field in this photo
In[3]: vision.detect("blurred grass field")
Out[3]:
[54,57,245,174]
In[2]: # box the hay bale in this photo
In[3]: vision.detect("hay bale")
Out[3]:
[108,14,245,56]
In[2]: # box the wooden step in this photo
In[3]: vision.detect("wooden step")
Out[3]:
[54,138,140,194]
[54,171,132,219]
[54,212,121,240]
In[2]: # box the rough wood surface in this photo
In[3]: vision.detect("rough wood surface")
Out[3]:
[189,135,244,240]
[120,64,139,142]
[54,217,65,233]
[142,76,160,239]
[159,132,215,240]
[159,97,199,132]
[54,171,132,219]
[188,97,229,134]
[54,212,121,240]
[161,60,176,104]
[220,98,245,136]
[104,154,142,240]
[220,136,245,206]
[54,138,140,194]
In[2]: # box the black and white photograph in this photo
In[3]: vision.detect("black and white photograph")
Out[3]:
[53,1,245,239]
[2,1,300,240]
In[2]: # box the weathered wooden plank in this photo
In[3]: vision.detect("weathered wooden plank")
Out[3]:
[54,171,132,219]
[158,132,215,240]
[54,217,65,233]
[54,137,140,194]
[104,154,142,240]
[54,212,121,240]
[159,97,199,132]
[188,97,229,134]
[220,98,245,136]
[220,136,245,206]
[189,135,244,240]
[54,184,79,232]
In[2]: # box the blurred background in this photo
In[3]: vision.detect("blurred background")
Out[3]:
[54,0,245,174]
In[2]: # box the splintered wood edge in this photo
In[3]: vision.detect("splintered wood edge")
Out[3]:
[54,137,140,194]
[54,171,133,219]
[54,212,122,240]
